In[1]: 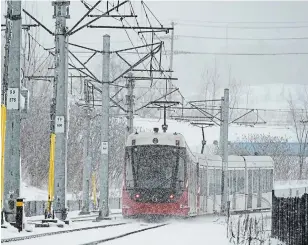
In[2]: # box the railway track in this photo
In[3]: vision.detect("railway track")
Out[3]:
[80,223,168,245]
[28,213,121,224]
[1,222,126,243]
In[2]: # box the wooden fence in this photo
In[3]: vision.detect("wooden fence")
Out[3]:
[271,188,308,245]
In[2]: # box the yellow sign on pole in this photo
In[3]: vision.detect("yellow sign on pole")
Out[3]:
[47,133,56,212]
[92,173,97,209]
[1,105,7,210]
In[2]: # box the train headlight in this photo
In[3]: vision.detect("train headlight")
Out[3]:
[135,194,140,198]
[169,194,174,199]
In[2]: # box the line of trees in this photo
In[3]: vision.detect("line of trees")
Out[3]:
[197,61,308,180]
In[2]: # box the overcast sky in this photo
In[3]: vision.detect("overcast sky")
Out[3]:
[2,1,308,101]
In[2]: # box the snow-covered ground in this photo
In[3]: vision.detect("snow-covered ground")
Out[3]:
[1,214,283,245]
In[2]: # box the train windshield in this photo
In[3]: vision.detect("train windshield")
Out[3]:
[125,145,185,190]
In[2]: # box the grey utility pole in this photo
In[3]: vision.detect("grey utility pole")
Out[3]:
[220,88,230,214]
[1,5,11,106]
[167,21,175,118]
[97,35,111,220]
[80,81,92,215]
[52,0,70,221]
[3,0,22,223]
[126,73,135,138]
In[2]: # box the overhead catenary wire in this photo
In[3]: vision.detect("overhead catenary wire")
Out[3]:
[175,22,308,29]
[163,18,308,25]
[173,34,308,41]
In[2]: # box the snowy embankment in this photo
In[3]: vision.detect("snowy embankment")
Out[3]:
[274,179,308,190]
[134,117,298,154]
[21,182,79,201]
[274,179,308,198]
[21,182,121,201]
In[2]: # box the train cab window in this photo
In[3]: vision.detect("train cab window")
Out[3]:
[125,151,134,188]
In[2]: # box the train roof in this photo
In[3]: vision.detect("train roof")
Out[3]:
[195,153,274,169]
[126,131,187,148]
[126,129,274,169]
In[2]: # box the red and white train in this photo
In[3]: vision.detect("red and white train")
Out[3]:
[122,128,274,218]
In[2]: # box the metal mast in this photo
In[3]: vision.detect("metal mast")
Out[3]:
[97,34,111,220]
[220,88,230,214]
[3,0,22,223]
[52,0,70,221]
[80,81,92,215]
[167,21,175,118]
[126,73,135,138]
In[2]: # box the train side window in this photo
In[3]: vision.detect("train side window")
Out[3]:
[269,169,273,191]
[200,168,207,196]
[253,169,259,193]
[199,168,202,195]
[215,169,221,195]
[237,170,245,194]
[188,161,191,188]
[248,170,252,194]
[232,170,237,194]
[229,170,233,193]
[177,156,185,189]
[260,169,267,192]
[264,169,269,192]
[228,170,233,194]
[208,169,214,195]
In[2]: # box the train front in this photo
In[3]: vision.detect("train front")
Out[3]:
[122,128,188,218]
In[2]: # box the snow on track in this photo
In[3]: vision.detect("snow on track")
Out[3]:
[1,223,126,243]
[1,219,125,240]
[80,223,167,245]
[4,222,165,245]
[107,216,231,245]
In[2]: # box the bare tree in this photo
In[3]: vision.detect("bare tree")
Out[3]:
[200,58,220,116]
[288,89,308,180]
[199,62,243,122]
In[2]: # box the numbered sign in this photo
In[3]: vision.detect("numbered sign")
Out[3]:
[7,88,19,110]
[101,142,108,154]
[55,116,65,133]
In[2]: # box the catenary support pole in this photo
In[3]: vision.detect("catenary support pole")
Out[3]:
[97,35,111,220]
[220,88,230,214]
[53,0,70,221]
[167,21,175,118]
[80,82,91,215]
[126,73,135,138]
[3,0,22,223]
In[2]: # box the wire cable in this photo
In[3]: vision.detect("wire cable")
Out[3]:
[175,22,308,29]
[175,34,308,41]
